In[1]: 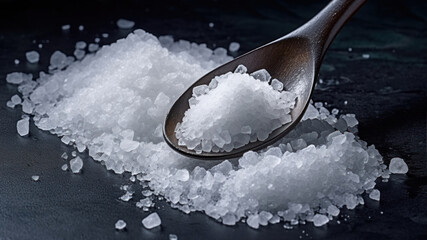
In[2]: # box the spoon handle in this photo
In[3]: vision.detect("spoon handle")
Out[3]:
[294,0,367,57]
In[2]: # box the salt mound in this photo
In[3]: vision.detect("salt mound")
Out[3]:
[175,65,296,153]
[10,29,389,228]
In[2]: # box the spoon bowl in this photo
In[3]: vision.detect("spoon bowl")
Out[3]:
[164,0,367,160]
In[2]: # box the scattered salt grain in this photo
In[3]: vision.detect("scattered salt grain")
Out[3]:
[50,51,68,70]
[69,156,83,173]
[228,42,240,52]
[6,72,31,84]
[209,22,214,28]
[362,54,370,59]
[142,212,161,229]
[61,24,70,31]
[75,41,87,49]
[117,19,135,29]
[169,234,178,240]
[61,164,68,171]
[11,95,22,105]
[38,44,43,49]
[17,118,29,136]
[348,47,352,52]
[115,220,126,230]
[74,49,85,60]
[369,189,380,201]
[102,33,109,38]
[389,157,408,174]
[32,175,40,181]
[78,25,84,31]
[247,215,260,229]
[94,38,100,43]
[120,191,133,202]
[88,43,99,52]
[14,59,20,65]
[313,214,329,227]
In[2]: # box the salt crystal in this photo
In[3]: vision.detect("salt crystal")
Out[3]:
[11,95,22,105]
[389,157,408,174]
[250,69,271,82]
[222,213,237,225]
[169,234,178,240]
[32,175,40,181]
[271,79,283,91]
[209,22,214,28]
[228,42,240,52]
[312,214,329,227]
[14,59,20,64]
[38,44,43,49]
[25,51,40,63]
[17,118,29,136]
[120,191,133,202]
[348,47,352,52]
[74,49,85,60]
[75,41,87,49]
[142,212,161,229]
[94,38,100,43]
[61,164,68,171]
[102,33,109,38]
[362,54,370,59]
[61,24,70,31]
[120,139,139,152]
[6,72,29,84]
[69,156,83,173]
[117,19,135,29]
[369,189,380,201]
[78,25,84,31]
[327,205,340,216]
[247,215,259,229]
[88,43,99,52]
[50,51,67,69]
[115,220,126,230]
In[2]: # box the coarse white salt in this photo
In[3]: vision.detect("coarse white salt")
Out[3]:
[102,33,109,38]
[70,157,83,173]
[9,29,388,229]
[6,72,32,84]
[88,43,99,52]
[142,212,161,229]
[11,94,22,105]
[61,164,68,171]
[175,65,296,153]
[228,42,240,52]
[115,219,126,230]
[209,22,214,28]
[369,189,380,201]
[117,19,135,29]
[389,157,408,174]
[362,54,370,59]
[94,38,100,43]
[120,191,133,202]
[75,41,87,49]
[17,117,29,136]
[14,59,20,64]
[25,51,40,63]
[32,175,40,181]
[169,234,178,240]
[78,25,84,31]
[312,214,329,227]
[74,49,85,60]
[38,44,43,49]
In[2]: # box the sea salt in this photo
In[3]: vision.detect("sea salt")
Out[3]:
[389,157,408,174]
[75,41,87,49]
[78,25,84,31]
[74,49,85,60]
[88,43,99,52]
[61,164,68,171]
[369,189,380,201]
[70,156,83,173]
[8,29,388,229]
[228,42,240,52]
[26,51,40,63]
[115,219,126,230]
[120,191,133,202]
[117,19,135,29]
[142,212,161,229]
[175,65,296,152]
[102,33,109,38]
[11,95,22,105]
[169,234,178,240]
[312,214,329,227]
[14,59,20,65]
[17,118,29,136]
[32,175,40,181]
[6,72,32,84]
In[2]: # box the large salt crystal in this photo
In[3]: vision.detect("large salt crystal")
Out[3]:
[389,157,408,174]
[25,51,40,63]
[176,65,296,152]
[117,19,135,29]
[142,212,161,229]
[50,51,67,70]
[312,214,329,227]
[115,220,126,230]
[17,118,30,136]
[8,29,387,229]
[70,156,83,173]
[228,42,240,52]
[369,189,380,201]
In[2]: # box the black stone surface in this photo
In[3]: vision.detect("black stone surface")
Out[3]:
[0,0,426,239]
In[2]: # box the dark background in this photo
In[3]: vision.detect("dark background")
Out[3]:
[0,0,426,239]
